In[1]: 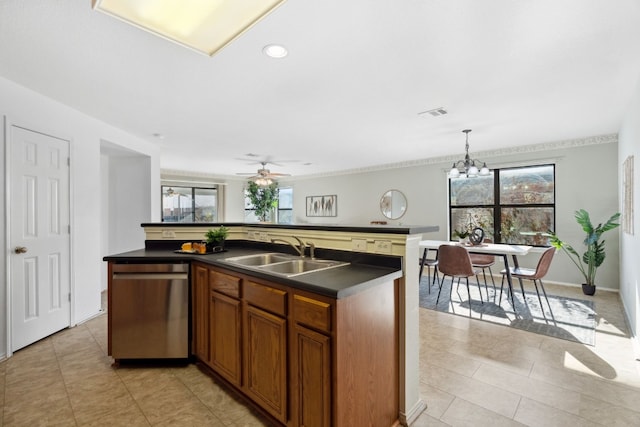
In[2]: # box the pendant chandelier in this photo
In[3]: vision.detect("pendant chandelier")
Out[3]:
[448,129,490,178]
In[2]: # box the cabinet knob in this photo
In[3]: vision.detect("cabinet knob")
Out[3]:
[14,246,28,254]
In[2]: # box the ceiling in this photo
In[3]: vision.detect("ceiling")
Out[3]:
[2,0,640,178]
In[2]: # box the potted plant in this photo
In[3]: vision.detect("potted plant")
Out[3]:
[205,225,229,252]
[453,228,470,243]
[548,209,620,295]
[246,181,279,222]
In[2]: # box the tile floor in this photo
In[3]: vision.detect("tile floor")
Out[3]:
[414,283,640,426]
[1,284,639,426]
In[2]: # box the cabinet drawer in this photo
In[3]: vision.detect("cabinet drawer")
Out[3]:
[244,281,287,316]
[210,271,240,298]
[293,295,331,332]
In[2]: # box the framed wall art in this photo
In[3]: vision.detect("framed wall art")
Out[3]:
[306,195,337,217]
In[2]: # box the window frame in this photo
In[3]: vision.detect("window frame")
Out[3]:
[161,185,218,223]
[244,186,293,224]
[448,164,556,246]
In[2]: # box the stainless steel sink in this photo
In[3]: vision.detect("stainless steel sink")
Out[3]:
[259,259,347,276]
[223,253,349,277]
[224,253,295,266]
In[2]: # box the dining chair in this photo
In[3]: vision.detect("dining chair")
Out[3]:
[499,247,556,312]
[468,239,495,297]
[418,248,439,293]
[436,244,483,306]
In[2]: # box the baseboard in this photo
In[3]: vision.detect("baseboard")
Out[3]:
[398,398,427,426]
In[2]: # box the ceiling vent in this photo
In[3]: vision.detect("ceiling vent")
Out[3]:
[418,107,448,117]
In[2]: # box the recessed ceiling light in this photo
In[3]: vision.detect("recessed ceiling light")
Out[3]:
[263,44,288,58]
[152,133,165,139]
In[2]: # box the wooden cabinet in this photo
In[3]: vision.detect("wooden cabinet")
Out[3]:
[191,262,399,427]
[244,304,288,423]
[209,270,242,386]
[291,294,332,427]
[210,291,242,385]
[243,280,288,422]
[192,263,210,363]
[292,323,331,427]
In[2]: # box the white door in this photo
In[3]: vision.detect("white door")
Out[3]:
[10,125,71,352]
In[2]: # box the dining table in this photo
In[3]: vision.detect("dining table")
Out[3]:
[418,240,533,310]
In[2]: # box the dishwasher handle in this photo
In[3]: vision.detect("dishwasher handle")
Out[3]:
[112,273,188,280]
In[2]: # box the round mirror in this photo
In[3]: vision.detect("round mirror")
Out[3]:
[380,190,407,220]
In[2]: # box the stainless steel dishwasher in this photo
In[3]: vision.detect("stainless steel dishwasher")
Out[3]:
[110,262,189,359]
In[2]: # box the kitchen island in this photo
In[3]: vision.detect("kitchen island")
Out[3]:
[105,222,438,426]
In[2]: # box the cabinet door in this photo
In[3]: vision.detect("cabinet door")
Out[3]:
[210,291,242,386]
[192,263,210,363]
[293,324,331,427]
[244,304,287,423]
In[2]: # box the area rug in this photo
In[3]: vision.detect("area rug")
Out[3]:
[419,276,596,346]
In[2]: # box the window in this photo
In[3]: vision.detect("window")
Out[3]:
[449,165,555,246]
[244,186,293,224]
[162,186,218,222]
[277,187,293,224]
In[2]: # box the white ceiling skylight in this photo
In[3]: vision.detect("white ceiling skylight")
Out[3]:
[92,0,287,56]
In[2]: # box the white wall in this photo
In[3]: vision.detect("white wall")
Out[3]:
[618,75,640,344]
[1,76,160,359]
[100,150,153,292]
[281,139,620,289]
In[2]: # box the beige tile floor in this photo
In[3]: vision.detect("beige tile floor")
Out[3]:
[414,282,640,427]
[1,284,639,426]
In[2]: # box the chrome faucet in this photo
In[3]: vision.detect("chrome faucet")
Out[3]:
[271,236,307,257]
[306,241,316,259]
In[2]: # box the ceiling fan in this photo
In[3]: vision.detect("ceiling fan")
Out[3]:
[237,161,290,186]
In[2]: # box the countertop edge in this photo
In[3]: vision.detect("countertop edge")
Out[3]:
[103,248,403,299]
[142,222,438,235]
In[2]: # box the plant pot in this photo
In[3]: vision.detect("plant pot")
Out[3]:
[206,240,225,253]
[582,283,596,296]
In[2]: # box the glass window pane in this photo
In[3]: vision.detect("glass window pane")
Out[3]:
[278,210,292,224]
[451,207,495,241]
[278,187,293,208]
[244,186,292,224]
[450,174,494,206]
[501,207,554,245]
[500,165,554,204]
[162,186,193,222]
[194,188,217,222]
[244,209,259,222]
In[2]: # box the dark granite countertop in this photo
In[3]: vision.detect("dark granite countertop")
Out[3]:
[104,247,403,299]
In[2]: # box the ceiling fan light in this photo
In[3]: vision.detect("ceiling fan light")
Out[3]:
[253,176,273,186]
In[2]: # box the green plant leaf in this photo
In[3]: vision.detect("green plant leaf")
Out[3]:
[550,210,620,287]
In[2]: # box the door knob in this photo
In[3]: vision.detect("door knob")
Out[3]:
[14,246,27,254]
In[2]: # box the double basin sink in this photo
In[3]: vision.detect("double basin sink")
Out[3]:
[223,252,349,278]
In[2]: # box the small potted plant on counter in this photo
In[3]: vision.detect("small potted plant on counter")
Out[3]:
[548,209,620,295]
[205,225,229,252]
